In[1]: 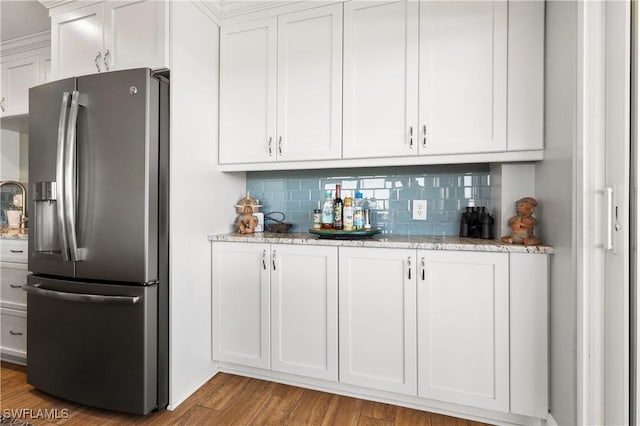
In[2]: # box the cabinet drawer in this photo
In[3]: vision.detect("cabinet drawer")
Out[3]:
[1,262,27,309]
[0,308,27,358]
[0,240,27,263]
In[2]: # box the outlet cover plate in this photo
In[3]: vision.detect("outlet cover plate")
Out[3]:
[413,200,427,220]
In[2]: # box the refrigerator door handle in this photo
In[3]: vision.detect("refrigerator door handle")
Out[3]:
[64,90,85,261]
[25,283,140,305]
[56,92,71,261]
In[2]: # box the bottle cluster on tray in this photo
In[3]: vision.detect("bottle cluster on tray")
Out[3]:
[313,184,371,231]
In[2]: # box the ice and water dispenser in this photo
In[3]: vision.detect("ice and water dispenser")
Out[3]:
[32,182,60,254]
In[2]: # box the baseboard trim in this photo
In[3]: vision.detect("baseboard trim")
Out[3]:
[218,362,544,426]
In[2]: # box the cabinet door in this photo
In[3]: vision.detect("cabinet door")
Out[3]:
[104,1,168,72]
[212,242,270,369]
[339,247,417,395]
[0,262,28,310]
[417,250,509,412]
[276,5,342,162]
[418,1,507,155]
[219,18,277,164]
[343,1,419,159]
[271,245,338,381]
[51,3,105,78]
[0,55,38,116]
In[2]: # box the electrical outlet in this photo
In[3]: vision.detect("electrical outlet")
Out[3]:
[412,200,427,220]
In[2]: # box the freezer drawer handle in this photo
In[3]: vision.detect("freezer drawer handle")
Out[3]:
[25,283,140,305]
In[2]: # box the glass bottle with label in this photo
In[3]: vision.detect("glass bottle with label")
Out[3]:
[321,191,334,229]
[333,184,343,230]
[353,192,364,230]
[343,196,354,231]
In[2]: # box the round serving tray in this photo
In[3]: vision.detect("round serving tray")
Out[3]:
[308,227,381,240]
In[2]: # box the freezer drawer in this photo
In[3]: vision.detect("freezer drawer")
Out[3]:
[26,275,158,415]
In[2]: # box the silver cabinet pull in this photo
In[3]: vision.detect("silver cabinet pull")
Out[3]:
[422,124,427,147]
[421,257,426,281]
[409,126,414,148]
[278,136,283,155]
[0,97,5,112]
[262,250,267,270]
[272,250,276,271]
[407,257,412,279]
[9,284,22,289]
[56,92,71,261]
[103,49,110,71]
[268,137,273,156]
[9,249,23,253]
[9,330,23,336]
[26,283,140,305]
[94,52,102,72]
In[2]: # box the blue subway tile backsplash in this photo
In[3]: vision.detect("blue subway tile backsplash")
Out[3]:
[246,164,491,236]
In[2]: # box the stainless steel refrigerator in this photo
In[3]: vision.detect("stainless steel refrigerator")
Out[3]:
[26,68,169,415]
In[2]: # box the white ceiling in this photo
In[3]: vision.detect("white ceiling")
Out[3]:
[1,1,49,43]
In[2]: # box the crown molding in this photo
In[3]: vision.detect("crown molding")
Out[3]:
[1,30,51,57]
[201,0,301,19]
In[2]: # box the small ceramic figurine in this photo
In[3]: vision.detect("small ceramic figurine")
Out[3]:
[500,197,541,245]
[234,193,262,234]
[236,205,259,234]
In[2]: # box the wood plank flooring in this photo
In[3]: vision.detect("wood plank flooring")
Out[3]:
[1,362,491,426]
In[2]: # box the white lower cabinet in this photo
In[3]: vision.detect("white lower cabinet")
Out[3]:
[212,242,270,369]
[0,239,28,364]
[211,241,548,421]
[338,247,417,395]
[212,242,338,380]
[417,250,509,412]
[271,245,338,380]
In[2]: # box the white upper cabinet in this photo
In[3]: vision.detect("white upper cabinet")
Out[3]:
[344,0,507,159]
[0,56,38,117]
[219,4,343,164]
[339,247,417,395]
[51,1,168,79]
[103,1,168,72]
[418,1,507,155]
[219,18,277,164]
[342,1,418,159]
[276,5,342,162]
[417,250,509,412]
[52,3,105,78]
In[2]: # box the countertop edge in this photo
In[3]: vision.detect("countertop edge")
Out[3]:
[208,233,554,254]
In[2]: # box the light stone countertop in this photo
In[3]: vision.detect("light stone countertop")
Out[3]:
[208,232,553,254]
[0,228,28,240]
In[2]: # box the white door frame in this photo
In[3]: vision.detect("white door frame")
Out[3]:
[576,1,631,425]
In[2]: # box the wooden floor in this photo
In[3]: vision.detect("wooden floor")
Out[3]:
[1,362,490,426]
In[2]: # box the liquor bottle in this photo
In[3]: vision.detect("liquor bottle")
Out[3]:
[343,196,354,231]
[321,190,334,229]
[333,184,343,230]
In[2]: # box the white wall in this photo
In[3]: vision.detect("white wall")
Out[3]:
[535,2,578,425]
[169,0,245,408]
